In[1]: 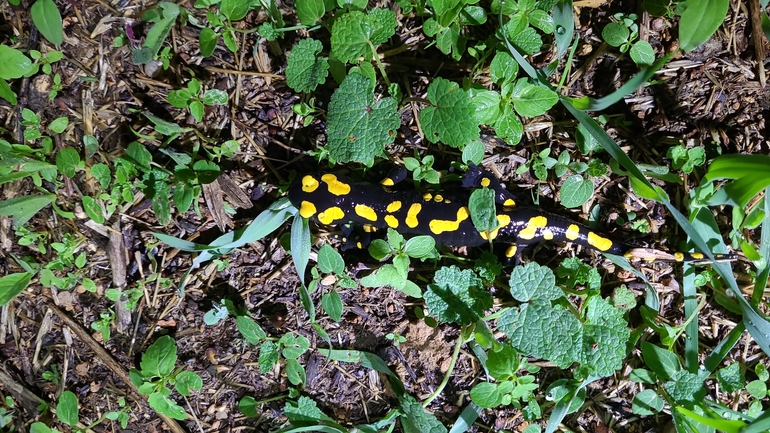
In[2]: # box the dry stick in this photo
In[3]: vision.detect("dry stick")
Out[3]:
[47,304,188,433]
[748,0,767,88]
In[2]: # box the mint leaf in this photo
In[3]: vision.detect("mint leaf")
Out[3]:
[498,301,582,368]
[581,297,630,377]
[327,73,399,166]
[330,9,397,64]
[508,262,561,302]
[716,363,743,394]
[641,342,681,380]
[285,395,324,425]
[286,38,329,93]
[663,369,708,404]
[424,266,491,325]
[55,147,80,178]
[400,395,448,433]
[470,89,502,125]
[421,77,479,147]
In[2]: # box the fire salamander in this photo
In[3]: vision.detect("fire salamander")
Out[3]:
[288,165,735,264]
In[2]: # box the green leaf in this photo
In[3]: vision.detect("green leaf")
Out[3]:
[0,78,18,105]
[424,266,491,325]
[199,27,219,57]
[318,243,345,274]
[189,100,205,123]
[663,369,708,404]
[602,22,629,47]
[403,236,436,259]
[327,73,399,166]
[290,214,311,285]
[469,187,498,234]
[632,389,664,415]
[56,390,79,426]
[82,196,105,224]
[640,341,680,380]
[716,363,743,394]
[285,358,306,385]
[168,89,192,108]
[239,396,258,418]
[421,77,479,147]
[140,335,177,378]
[400,395,449,433]
[559,174,593,208]
[486,344,519,381]
[133,2,180,65]
[286,38,330,93]
[513,85,558,118]
[296,0,325,25]
[258,341,280,373]
[322,290,343,322]
[55,147,80,178]
[193,160,220,184]
[0,46,34,81]
[173,183,194,214]
[31,0,63,45]
[489,51,518,85]
[470,382,503,408]
[582,297,630,377]
[0,272,33,306]
[284,395,324,425]
[678,0,729,51]
[470,89,502,125]
[201,89,227,105]
[330,9,398,64]
[493,104,523,144]
[49,116,69,134]
[175,371,202,396]
[0,194,55,228]
[220,0,251,21]
[497,301,582,369]
[236,315,267,345]
[630,40,655,66]
[148,390,187,420]
[126,141,153,171]
[508,262,561,302]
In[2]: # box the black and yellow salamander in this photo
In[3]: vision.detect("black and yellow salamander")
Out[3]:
[288,165,735,264]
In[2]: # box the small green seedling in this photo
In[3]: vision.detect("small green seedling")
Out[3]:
[130,335,203,420]
[167,78,228,123]
[601,13,655,66]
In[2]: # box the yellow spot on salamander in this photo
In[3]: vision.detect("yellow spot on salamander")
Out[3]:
[317,206,345,224]
[423,193,433,201]
[434,194,443,202]
[503,198,516,208]
[479,214,511,241]
[505,245,518,258]
[675,252,685,262]
[381,177,395,186]
[356,242,363,249]
[385,215,399,228]
[386,201,402,213]
[321,174,351,196]
[565,224,580,241]
[406,203,422,228]
[301,175,319,193]
[363,224,376,233]
[354,204,378,221]
[481,178,491,187]
[518,216,548,240]
[542,228,554,240]
[690,252,704,260]
[429,206,470,234]
[299,201,317,218]
[586,232,613,252]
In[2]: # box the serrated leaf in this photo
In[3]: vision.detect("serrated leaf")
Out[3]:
[421,77,479,147]
[330,9,397,64]
[489,51,518,85]
[509,262,560,301]
[470,88,502,125]
[424,266,491,325]
[632,389,664,415]
[493,104,523,144]
[286,38,330,93]
[167,89,192,108]
[327,73,399,166]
